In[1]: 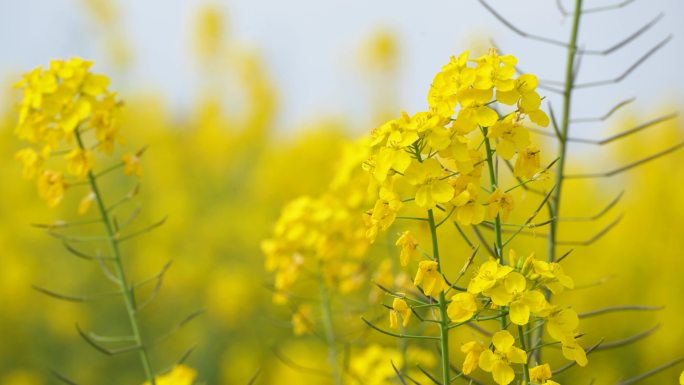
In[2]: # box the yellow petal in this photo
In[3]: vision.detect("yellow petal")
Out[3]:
[478,350,495,371]
[520,91,541,111]
[476,106,498,127]
[431,181,455,203]
[528,109,550,127]
[506,346,528,364]
[509,301,530,325]
[492,361,515,385]
[492,330,514,351]
[504,272,526,293]
[496,139,515,160]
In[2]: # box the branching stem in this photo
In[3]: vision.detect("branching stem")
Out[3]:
[74,129,156,384]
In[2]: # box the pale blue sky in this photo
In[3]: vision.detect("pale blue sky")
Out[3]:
[0,0,681,136]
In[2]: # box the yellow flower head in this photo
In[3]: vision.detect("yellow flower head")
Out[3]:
[64,148,94,179]
[395,231,419,267]
[514,146,541,179]
[461,341,485,375]
[389,297,412,329]
[365,186,402,242]
[488,115,531,160]
[37,170,67,208]
[485,271,548,325]
[447,292,478,323]
[14,58,124,208]
[455,182,486,226]
[560,335,588,367]
[530,259,574,294]
[529,363,560,384]
[467,259,512,294]
[487,188,515,222]
[478,330,527,385]
[542,306,579,341]
[413,260,447,297]
[15,147,48,180]
[404,158,454,209]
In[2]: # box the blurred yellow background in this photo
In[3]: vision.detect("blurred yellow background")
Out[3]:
[0,1,682,384]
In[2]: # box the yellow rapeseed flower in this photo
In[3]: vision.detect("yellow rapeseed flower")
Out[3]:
[529,363,560,385]
[514,146,541,179]
[461,340,485,375]
[404,158,454,209]
[467,259,512,294]
[488,115,530,160]
[389,298,411,329]
[15,148,47,179]
[487,188,515,222]
[395,231,418,267]
[485,271,548,325]
[37,170,67,208]
[64,148,94,179]
[478,330,527,385]
[446,292,478,323]
[413,260,447,297]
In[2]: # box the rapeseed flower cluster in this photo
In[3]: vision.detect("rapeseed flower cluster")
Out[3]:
[359,49,586,385]
[12,58,141,209]
[363,49,549,240]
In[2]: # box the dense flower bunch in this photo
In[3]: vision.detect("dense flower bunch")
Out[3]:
[12,59,199,385]
[262,139,372,333]
[262,194,369,304]
[456,251,584,384]
[13,58,141,208]
[363,49,550,241]
[361,49,586,385]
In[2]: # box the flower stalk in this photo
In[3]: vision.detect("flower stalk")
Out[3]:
[318,260,342,385]
[427,209,451,385]
[74,128,156,385]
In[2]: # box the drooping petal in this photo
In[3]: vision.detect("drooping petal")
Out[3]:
[492,360,515,385]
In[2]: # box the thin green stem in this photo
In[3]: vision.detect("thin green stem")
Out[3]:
[482,128,503,259]
[318,260,342,385]
[482,128,508,332]
[518,326,531,385]
[536,0,584,366]
[427,209,450,385]
[74,130,156,384]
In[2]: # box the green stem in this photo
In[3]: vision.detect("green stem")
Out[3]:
[317,260,342,385]
[482,128,503,258]
[537,0,584,366]
[427,209,450,385]
[518,325,531,385]
[74,130,156,384]
[482,129,508,332]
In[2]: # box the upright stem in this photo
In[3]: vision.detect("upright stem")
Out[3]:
[74,130,156,384]
[548,0,582,264]
[317,260,342,385]
[518,325,531,385]
[482,129,503,259]
[427,209,451,385]
[483,130,508,332]
[537,0,584,365]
